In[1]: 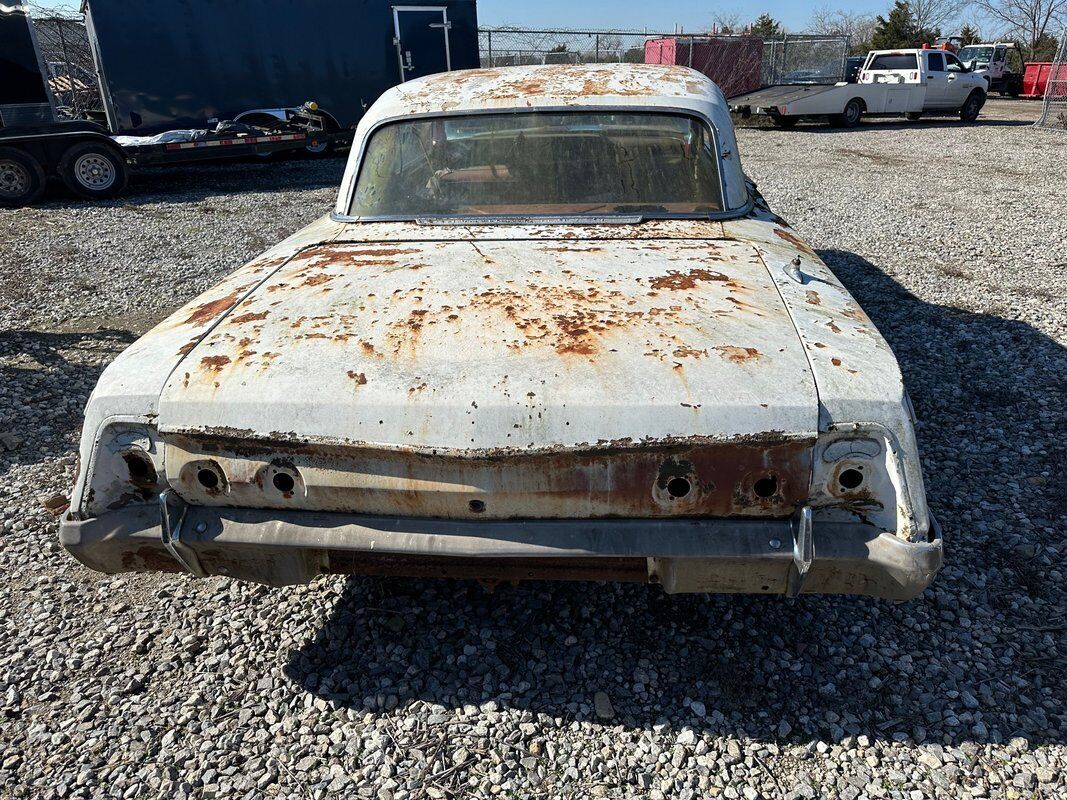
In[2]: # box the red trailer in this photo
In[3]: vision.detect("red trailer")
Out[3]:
[645,36,763,98]
[1022,62,1067,98]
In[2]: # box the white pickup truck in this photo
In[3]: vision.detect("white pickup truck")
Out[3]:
[731,48,988,128]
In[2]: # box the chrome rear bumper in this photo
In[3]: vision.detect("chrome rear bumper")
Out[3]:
[59,500,942,600]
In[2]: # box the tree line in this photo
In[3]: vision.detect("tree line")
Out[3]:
[717,1,1064,61]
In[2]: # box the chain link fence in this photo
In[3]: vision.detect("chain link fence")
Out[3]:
[28,3,101,118]
[1035,29,1067,130]
[479,28,851,98]
[29,13,853,117]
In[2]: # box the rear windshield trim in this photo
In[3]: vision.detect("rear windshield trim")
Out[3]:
[866,53,920,71]
[337,106,748,223]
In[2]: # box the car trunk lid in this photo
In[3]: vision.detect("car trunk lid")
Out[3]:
[157,234,819,518]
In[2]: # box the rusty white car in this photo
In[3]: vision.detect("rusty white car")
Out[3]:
[60,64,942,599]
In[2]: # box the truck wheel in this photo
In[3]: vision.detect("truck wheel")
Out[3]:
[0,147,46,208]
[834,99,864,128]
[58,142,128,200]
[905,112,922,121]
[772,116,798,129]
[960,92,984,123]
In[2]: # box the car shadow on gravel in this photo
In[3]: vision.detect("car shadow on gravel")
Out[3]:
[0,328,135,471]
[286,249,1059,748]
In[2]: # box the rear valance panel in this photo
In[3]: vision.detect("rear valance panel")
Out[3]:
[163,433,814,520]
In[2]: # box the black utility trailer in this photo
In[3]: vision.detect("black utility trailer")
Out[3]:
[82,0,480,135]
[0,2,336,206]
[1,0,480,207]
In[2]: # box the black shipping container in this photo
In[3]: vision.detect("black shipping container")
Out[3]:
[83,0,480,134]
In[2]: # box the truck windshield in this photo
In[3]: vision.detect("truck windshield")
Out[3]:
[958,46,994,63]
[348,112,724,218]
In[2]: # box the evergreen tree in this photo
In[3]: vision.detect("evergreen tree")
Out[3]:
[749,13,783,39]
[871,1,940,49]
[959,24,981,46]
[1031,32,1060,60]
[872,1,917,49]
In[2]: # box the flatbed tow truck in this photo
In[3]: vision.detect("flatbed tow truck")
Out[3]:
[731,47,988,128]
[957,42,1025,96]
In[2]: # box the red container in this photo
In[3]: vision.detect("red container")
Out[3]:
[645,36,763,98]
[1022,62,1067,98]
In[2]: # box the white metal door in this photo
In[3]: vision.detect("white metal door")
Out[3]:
[392,6,451,82]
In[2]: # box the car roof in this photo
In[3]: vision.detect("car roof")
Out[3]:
[365,63,731,121]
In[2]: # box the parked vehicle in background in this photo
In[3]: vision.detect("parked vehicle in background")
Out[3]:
[1,0,480,207]
[60,63,942,600]
[845,56,866,83]
[81,0,480,135]
[731,48,987,127]
[958,42,1025,96]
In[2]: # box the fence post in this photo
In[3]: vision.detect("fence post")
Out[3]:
[487,29,492,67]
[54,21,70,112]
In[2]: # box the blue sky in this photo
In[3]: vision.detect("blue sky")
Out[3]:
[30,1,894,33]
[476,1,890,32]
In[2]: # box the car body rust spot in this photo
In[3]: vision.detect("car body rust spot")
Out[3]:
[773,228,816,256]
[715,346,762,364]
[183,292,241,326]
[649,268,729,291]
[200,355,232,371]
[230,311,269,324]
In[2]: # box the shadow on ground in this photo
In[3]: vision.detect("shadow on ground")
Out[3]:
[0,328,135,471]
[32,154,346,209]
[284,249,1065,748]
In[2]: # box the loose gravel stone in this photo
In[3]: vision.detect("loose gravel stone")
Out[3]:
[0,100,1064,799]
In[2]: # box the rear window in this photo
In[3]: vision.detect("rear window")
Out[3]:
[348,111,724,218]
[867,53,919,71]
[927,53,945,71]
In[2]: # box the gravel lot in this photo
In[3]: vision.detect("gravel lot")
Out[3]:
[1,99,1064,799]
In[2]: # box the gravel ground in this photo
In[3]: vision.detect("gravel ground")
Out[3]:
[1,99,1064,799]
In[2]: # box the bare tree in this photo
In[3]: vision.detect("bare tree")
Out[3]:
[710,12,745,34]
[808,7,878,50]
[908,0,962,32]
[971,0,1067,56]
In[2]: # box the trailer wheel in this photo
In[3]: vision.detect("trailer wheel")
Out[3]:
[905,112,922,121]
[0,147,46,208]
[960,92,984,123]
[772,116,798,129]
[834,99,864,128]
[58,142,128,200]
